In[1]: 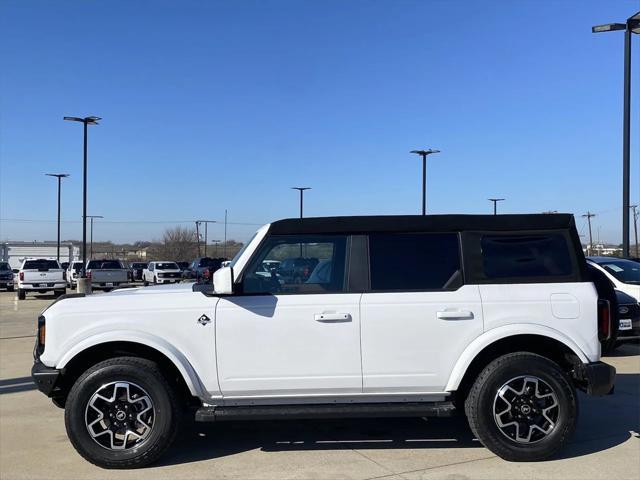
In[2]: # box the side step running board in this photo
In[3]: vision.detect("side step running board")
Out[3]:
[195,401,456,422]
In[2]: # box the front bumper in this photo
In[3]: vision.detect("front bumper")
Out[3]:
[576,361,616,396]
[0,280,13,287]
[31,360,61,397]
[157,278,181,284]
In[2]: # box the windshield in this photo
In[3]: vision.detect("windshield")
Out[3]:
[72,263,83,272]
[132,263,147,268]
[156,262,178,270]
[87,260,122,269]
[0,263,9,271]
[23,259,60,270]
[597,259,640,284]
[230,232,257,268]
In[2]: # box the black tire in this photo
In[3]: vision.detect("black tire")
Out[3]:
[464,352,577,462]
[153,276,157,285]
[55,289,66,297]
[64,356,180,469]
[7,285,14,292]
[601,338,619,355]
[17,288,26,300]
[143,279,148,287]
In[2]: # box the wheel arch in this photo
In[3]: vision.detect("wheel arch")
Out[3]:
[56,338,205,407]
[447,327,587,401]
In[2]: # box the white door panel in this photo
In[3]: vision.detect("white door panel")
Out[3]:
[216,293,362,397]
[361,285,483,392]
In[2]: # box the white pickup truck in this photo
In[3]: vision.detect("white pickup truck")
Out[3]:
[86,259,129,291]
[32,214,616,469]
[142,261,182,285]
[17,258,66,300]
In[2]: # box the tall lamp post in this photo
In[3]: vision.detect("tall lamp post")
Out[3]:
[592,11,640,257]
[410,149,440,215]
[196,220,217,256]
[488,198,505,215]
[291,187,311,218]
[45,173,69,261]
[63,115,101,288]
[87,215,103,260]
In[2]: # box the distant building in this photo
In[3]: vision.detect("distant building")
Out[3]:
[0,241,80,269]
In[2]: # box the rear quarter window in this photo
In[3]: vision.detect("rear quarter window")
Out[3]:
[481,234,573,279]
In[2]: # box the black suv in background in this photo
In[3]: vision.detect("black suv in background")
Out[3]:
[187,257,225,282]
[0,262,14,291]
[129,262,148,281]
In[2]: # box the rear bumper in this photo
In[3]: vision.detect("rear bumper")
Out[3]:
[576,361,616,396]
[31,360,61,397]
[20,283,66,290]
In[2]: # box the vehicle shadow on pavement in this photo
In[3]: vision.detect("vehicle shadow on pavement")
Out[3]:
[158,415,480,467]
[159,372,640,467]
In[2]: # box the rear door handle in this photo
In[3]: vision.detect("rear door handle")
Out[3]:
[314,313,352,322]
[437,310,474,320]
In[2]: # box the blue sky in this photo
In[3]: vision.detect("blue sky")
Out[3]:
[1,0,638,245]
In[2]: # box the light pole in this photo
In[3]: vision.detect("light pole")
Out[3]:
[291,187,311,218]
[582,211,596,255]
[45,173,69,261]
[64,116,101,282]
[592,12,640,257]
[196,220,216,256]
[87,215,103,259]
[410,149,440,215]
[488,198,505,215]
[211,240,221,257]
[631,205,639,257]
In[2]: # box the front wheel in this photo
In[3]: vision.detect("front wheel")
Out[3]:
[17,288,26,300]
[64,357,180,469]
[465,352,577,462]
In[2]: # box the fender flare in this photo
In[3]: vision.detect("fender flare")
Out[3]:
[56,329,207,398]
[444,324,590,392]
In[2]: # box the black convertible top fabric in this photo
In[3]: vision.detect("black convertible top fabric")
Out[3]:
[269,214,576,235]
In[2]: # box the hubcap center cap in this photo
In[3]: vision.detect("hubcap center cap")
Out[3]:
[115,410,126,421]
[521,404,531,415]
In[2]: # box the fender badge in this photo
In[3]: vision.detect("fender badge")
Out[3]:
[197,314,211,326]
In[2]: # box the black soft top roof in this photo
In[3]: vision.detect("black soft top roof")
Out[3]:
[269,214,576,236]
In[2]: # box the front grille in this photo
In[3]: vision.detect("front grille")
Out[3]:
[163,272,180,278]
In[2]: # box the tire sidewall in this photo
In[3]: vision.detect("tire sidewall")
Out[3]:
[65,362,174,467]
[473,355,577,460]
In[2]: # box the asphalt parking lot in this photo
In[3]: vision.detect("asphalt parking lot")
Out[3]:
[0,290,638,480]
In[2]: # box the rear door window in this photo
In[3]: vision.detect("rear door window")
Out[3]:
[481,234,573,279]
[23,259,60,270]
[368,233,462,291]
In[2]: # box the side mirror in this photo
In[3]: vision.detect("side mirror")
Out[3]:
[213,266,234,294]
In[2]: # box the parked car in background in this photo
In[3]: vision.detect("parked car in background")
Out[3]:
[0,261,14,291]
[614,290,640,347]
[66,261,83,288]
[17,258,66,300]
[176,262,190,278]
[129,262,148,282]
[277,257,319,284]
[86,259,128,291]
[142,261,182,285]
[587,256,640,302]
[32,214,616,468]
[188,257,224,283]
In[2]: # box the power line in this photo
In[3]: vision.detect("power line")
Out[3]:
[0,218,264,226]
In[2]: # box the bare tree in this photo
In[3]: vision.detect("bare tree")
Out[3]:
[149,226,198,261]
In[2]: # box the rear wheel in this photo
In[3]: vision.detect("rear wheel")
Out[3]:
[17,288,26,300]
[65,357,180,469]
[465,352,577,462]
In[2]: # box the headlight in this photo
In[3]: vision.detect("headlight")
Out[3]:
[158,273,165,278]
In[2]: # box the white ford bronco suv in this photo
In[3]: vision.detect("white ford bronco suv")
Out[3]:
[31,214,616,468]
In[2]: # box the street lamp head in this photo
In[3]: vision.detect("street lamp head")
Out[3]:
[291,187,311,191]
[488,198,505,202]
[592,23,626,33]
[410,149,441,156]
[63,116,101,125]
[45,173,70,178]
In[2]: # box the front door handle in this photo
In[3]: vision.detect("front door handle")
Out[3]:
[437,310,474,320]
[314,313,352,322]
